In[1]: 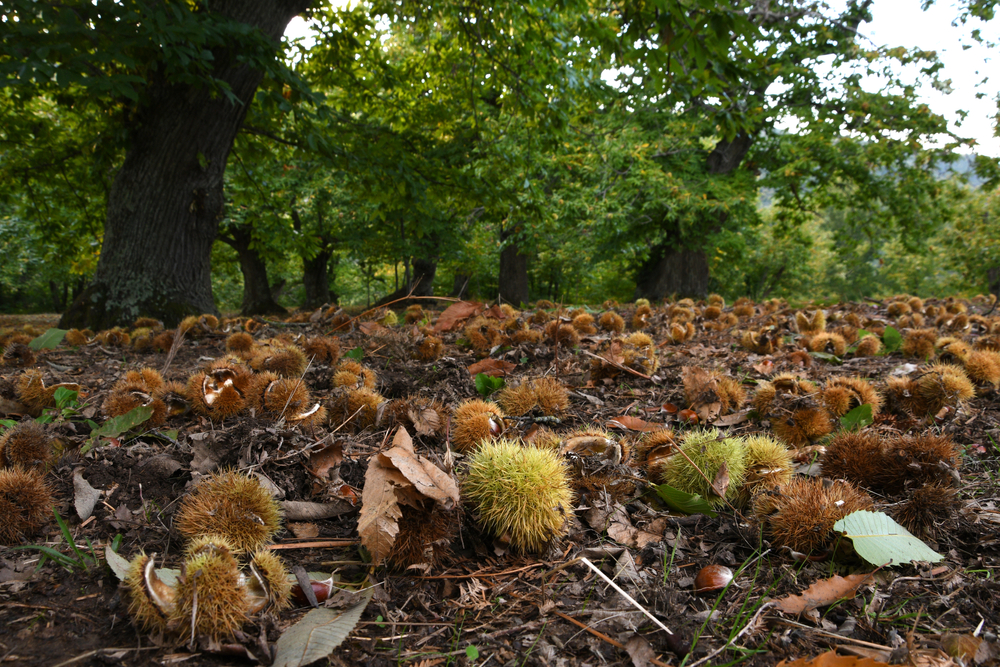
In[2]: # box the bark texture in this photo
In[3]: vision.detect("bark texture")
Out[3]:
[60,0,311,329]
[219,225,287,316]
[499,226,530,306]
[633,133,753,301]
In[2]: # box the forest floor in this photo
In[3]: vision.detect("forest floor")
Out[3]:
[0,298,998,667]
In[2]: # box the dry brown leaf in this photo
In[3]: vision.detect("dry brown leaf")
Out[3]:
[774,573,875,615]
[358,321,390,335]
[380,427,460,510]
[607,414,662,432]
[753,359,776,375]
[681,366,723,422]
[482,304,507,319]
[357,453,403,566]
[709,461,730,498]
[308,440,343,481]
[776,650,891,667]
[408,406,440,437]
[434,300,484,332]
[713,409,751,426]
[288,522,320,539]
[624,634,658,667]
[467,358,517,377]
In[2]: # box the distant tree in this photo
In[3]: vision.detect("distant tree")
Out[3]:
[1,0,312,327]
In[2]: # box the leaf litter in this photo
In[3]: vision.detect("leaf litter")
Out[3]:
[1,297,999,666]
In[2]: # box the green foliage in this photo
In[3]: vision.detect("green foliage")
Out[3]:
[29,328,67,350]
[834,510,943,566]
[840,404,875,432]
[652,484,719,518]
[16,509,98,572]
[82,406,154,454]
[882,326,904,354]
[474,373,505,398]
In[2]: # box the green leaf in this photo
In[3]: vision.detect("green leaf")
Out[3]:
[272,588,374,667]
[466,645,480,660]
[53,386,78,409]
[652,483,718,518]
[882,326,903,353]
[344,346,364,361]
[83,405,153,453]
[474,373,504,398]
[839,403,873,431]
[834,510,943,566]
[808,351,842,365]
[29,328,67,350]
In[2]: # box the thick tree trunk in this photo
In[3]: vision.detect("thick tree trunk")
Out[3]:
[302,248,333,308]
[220,227,287,316]
[499,225,529,306]
[632,133,754,301]
[633,242,710,300]
[60,0,310,329]
[450,273,472,299]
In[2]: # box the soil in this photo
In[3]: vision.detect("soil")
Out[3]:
[1,300,998,667]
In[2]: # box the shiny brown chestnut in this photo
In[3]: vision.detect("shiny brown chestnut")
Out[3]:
[693,564,733,594]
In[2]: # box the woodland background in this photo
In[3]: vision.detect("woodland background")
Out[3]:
[1,0,999,320]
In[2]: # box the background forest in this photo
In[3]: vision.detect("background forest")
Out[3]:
[1,0,999,320]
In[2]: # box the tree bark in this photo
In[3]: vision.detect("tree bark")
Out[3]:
[374,256,437,307]
[499,225,530,306]
[302,248,334,308]
[60,0,311,329]
[633,133,753,301]
[220,226,287,316]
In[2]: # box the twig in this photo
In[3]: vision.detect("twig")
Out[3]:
[552,610,673,667]
[579,349,652,380]
[160,327,186,376]
[685,601,776,667]
[51,648,161,667]
[268,539,360,550]
[579,557,673,635]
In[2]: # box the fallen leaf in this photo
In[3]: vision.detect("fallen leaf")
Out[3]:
[607,414,662,432]
[776,650,891,667]
[288,522,320,539]
[434,301,484,332]
[482,304,507,319]
[624,634,657,667]
[753,359,775,375]
[713,409,751,426]
[282,500,356,521]
[380,427,460,510]
[357,453,403,566]
[73,470,101,521]
[308,440,343,481]
[774,572,875,615]
[358,321,389,335]
[272,588,374,667]
[467,358,517,377]
[408,406,440,437]
[709,461,730,498]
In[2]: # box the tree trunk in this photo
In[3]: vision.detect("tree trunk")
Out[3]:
[633,241,710,300]
[302,248,333,308]
[220,226,287,316]
[375,256,437,307]
[60,0,310,330]
[632,133,754,301]
[450,273,472,299]
[499,225,530,306]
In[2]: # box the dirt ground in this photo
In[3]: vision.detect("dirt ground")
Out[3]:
[1,299,998,667]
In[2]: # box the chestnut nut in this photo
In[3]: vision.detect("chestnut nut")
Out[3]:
[693,564,733,594]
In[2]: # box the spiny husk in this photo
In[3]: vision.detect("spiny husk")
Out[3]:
[174,471,283,554]
[463,438,573,552]
[753,478,873,554]
[0,466,54,545]
[654,429,747,506]
[0,420,52,470]
[171,537,250,640]
[125,553,176,633]
[739,434,794,505]
[245,549,293,613]
[451,399,504,452]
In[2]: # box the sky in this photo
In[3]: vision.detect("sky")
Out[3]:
[285,0,999,158]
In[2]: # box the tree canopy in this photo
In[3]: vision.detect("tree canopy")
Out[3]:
[0,0,998,322]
